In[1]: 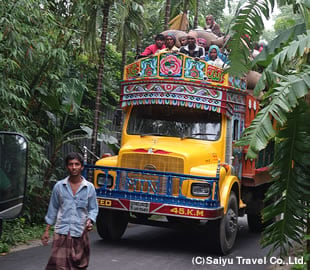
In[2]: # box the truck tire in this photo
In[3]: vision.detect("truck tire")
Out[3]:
[247,213,264,232]
[207,192,238,255]
[96,209,128,240]
[248,211,273,233]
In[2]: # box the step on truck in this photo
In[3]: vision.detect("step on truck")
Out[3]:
[84,52,273,254]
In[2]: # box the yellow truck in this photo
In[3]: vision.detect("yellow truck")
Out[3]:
[85,52,272,254]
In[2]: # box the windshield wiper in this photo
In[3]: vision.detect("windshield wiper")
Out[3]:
[181,133,216,140]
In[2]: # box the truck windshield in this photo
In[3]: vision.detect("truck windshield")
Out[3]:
[127,105,221,141]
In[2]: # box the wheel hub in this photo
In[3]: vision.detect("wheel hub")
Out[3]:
[226,209,237,234]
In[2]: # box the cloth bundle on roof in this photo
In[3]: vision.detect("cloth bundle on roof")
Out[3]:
[168,13,189,31]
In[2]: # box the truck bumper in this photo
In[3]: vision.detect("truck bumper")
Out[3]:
[97,195,223,220]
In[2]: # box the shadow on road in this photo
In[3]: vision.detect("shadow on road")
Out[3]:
[92,216,265,257]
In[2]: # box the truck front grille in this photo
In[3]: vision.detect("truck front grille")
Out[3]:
[120,153,184,195]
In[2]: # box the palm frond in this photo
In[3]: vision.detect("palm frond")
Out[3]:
[254,31,310,94]
[261,102,310,256]
[80,0,100,54]
[271,30,310,71]
[236,69,310,158]
[253,23,306,67]
[226,0,274,76]
[113,0,146,49]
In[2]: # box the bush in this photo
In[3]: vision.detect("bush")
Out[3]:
[0,218,47,253]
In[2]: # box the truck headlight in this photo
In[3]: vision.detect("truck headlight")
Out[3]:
[97,173,113,188]
[191,183,211,197]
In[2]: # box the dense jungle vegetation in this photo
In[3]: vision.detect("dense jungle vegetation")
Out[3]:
[0,1,309,266]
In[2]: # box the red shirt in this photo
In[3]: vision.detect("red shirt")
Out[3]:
[141,44,166,56]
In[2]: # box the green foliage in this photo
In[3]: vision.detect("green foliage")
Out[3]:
[0,218,47,253]
[204,0,226,25]
[275,17,298,32]
[254,30,310,93]
[226,0,274,76]
[253,23,306,68]
[236,69,310,157]
[274,5,304,35]
[112,0,146,50]
[262,103,310,256]
[227,0,310,260]
[0,0,123,227]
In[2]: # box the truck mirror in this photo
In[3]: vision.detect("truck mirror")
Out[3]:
[0,132,28,220]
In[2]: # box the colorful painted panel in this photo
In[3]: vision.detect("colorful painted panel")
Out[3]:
[123,53,246,92]
[125,62,140,79]
[228,76,247,90]
[206,65,225,83]
[159,54,182,77]
[140,57,158,77]
[184,58,206,80]
[121,82,223,113]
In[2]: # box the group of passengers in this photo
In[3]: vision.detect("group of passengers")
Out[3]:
[138,15,229,68]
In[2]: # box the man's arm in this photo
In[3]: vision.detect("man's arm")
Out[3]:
[41,184,60,245]
[140,45,153,56]
[87,184,99,230]
[212,24,222,36]
[41,224,51,246]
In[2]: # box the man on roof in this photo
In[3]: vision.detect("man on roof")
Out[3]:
[205,15,223,37]
[197,38,208,52]
[139,34,166,58]
[179,33,205,58]
[178,35,188,47]
[159,34,179,53]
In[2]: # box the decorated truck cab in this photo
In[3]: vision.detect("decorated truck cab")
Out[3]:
[86,52,271,254]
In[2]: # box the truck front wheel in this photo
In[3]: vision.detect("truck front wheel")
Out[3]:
[96,209,128,240]
[208,192,238,255]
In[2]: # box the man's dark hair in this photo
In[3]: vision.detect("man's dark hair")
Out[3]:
[65,152,84,166]
[155,34,165,41]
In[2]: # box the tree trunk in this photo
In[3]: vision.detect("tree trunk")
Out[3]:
[135,26,143,57]
[193,0,199,29]
[121,43,127,82]
[164,0,171,30]
[179,0,189,30]
[91,0,111,162]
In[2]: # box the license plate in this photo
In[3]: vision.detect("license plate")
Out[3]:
[129,201,150,213]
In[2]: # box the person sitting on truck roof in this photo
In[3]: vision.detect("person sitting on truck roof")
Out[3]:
[179,34,205,58]
[197,38,208,51]
[159,33,179,53]
[204,45,229,64]
[138,34,166,58]
[204,15,223,37]
[179,35,188,47]
[206,45,227,68]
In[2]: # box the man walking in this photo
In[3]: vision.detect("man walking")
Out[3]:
[42,152,98,270]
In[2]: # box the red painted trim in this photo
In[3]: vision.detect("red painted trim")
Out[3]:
[255,167,269,173]
[97,197,223,220]
[133,149,171,154]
